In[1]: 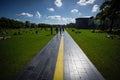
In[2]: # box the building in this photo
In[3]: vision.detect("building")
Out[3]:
[66,23,75,28]
[75,17,91,29]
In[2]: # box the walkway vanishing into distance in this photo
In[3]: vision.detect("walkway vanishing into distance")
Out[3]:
[16,31,104,80]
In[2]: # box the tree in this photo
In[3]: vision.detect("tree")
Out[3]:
[96,0,111,31]
[31,23,37,28]
[108,0,120,32]
[96,0,120,32]
[0,17,24,29]
[25,21,31,28]
[89,16,96,32]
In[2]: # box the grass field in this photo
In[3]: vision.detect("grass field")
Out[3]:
[0,28,56,80]
[67,29,120,80]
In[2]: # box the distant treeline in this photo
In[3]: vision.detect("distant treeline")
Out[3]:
[0,17,24,29]
[0,17,57,29]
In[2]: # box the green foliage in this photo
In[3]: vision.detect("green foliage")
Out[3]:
[0,17,24,29]
[38,23,51,28]
[67,29,120,80]
[96,0,120,32]
[0,17,64,30]
[24,21,31,28]
[0,28,56,80]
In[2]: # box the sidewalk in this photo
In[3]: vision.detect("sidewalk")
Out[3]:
[16,34,61,80]
[16,31,104,80]
[64,31,104,80]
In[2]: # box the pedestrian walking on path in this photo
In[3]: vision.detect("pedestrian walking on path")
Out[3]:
[55,26,58,34]
[59,27,62,35]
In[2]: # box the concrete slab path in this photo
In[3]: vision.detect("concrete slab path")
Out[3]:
[16,31,104,80]
[64,31,104,80]
[16,34,61,80]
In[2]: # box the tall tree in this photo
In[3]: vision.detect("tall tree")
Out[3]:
[96,0,120,32]
[25,21,31,28]
[109,0,120,32]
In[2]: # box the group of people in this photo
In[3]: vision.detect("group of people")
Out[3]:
[55,26,64,35]
[50,26,65,35]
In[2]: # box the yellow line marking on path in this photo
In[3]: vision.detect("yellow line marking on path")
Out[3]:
[54,34,64,80]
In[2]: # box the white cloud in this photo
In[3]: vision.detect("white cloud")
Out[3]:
[92,4,99,12]
[71,9,79,13]
[47,15,75,23]
[55,0,62,7]
[77,0,95,6]
[71,9,82,15]
[47,8,55,12]
[78,12,82,15]
[48,15,61,21]
[61,17,75,23]
[35,11,41,18]
[15,19,20,21]
[65,18,75,23]
[87,0,96,4]
[81,16,91,18]
[19,12,33,17]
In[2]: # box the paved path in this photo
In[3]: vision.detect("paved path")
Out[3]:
[16,31,104,80]
[64,31,104,80]
[16,34,61,80]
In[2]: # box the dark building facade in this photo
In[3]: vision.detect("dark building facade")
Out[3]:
[76,17,90,29]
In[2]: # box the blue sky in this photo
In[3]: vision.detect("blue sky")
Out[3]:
[0,0,104,24]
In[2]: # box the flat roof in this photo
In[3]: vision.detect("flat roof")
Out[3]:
[76,16,92,20]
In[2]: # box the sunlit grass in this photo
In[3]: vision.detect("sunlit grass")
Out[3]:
[0,28,56,80]
[67,29,120,80]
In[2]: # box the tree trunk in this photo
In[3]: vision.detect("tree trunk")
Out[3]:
[109,18,114,33]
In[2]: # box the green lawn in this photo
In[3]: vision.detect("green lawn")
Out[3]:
[67,29,120,80]
[0,28,56,80]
